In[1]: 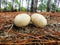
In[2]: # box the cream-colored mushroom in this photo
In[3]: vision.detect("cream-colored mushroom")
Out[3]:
[31,13,47,28]
[14,14,30,27]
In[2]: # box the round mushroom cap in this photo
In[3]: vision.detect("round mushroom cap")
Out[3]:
[31,13,47,28]
[14,14,30,27]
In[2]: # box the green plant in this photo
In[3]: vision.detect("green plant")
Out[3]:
[20,7,26,12]
[14,0,20,4]
[14,0,20,11]
[0,8,4,11]
[7,2,12,11]
[51,3,56,12]
[2,0,7,4]
[0,8,1,11]
[37,3,47,12]
[56,8,60,12]
[2,0,7,11]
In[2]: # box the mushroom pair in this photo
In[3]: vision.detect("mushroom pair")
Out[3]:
[14,13,47,28]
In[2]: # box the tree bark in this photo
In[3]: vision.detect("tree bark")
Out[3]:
[19,0,21,11]
[30,0,38,12]
[58,0,60,7]
[47,0,51,12]
[11,0,14,11]
[26,0,30,12]
[4,0,7,11]
[0,0,1,12]
[22,0,23,7]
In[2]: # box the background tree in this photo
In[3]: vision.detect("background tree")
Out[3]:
[11,0,14,11]
[40,0,43,4]
[37,3,47,12]
[6,0,14,11]
[7,2,14,11]
[30,0,38,12]
[57,0,60,7]
[2,0,7,11]
[0,0,60,12]
[47,0,51,12]
[14,0,20,11]
[19,0,21,11]
[37,0,47,12]
[22,0,23,7]
[26,0,30,12]
[51,3,56,12]
[0,0,1,11]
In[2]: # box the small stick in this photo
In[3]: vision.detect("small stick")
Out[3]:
[46,34,60,40]
[12,31,40,39]
[0,24,5,30]
[6,24,13,35]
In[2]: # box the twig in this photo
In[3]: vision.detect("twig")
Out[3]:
[12,31,40,39]
[0,24,5,30]
[6,24,13,35]
[46,34,60,40]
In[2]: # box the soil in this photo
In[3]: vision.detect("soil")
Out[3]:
[0,12,60,45]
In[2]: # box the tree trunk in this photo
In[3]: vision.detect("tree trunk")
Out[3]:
[58,0,60,7]
[22,0,23,7]
[47,0,51,12]
[54,0,57,3]
[30,0,38,12]
[0,0,1,12]
[54,0,57,7]
[4,0,7,11]
[26,0,30,12]
[11,0,14,11]
[19,0,21,11]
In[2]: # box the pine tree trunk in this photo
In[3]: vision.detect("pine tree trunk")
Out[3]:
[30,0,38,12]
[47,0,51,12]
[0,0,1,12]
[4,0,7,11]
[19,0,21,11]
[11,0,14,11]
[22,0,23,7]
[26,0,30,12]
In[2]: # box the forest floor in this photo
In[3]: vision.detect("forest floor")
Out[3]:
[0,12,60,45]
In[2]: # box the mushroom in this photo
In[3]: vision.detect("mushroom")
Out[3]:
[14,14,30,27]
[31,13,47,28]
